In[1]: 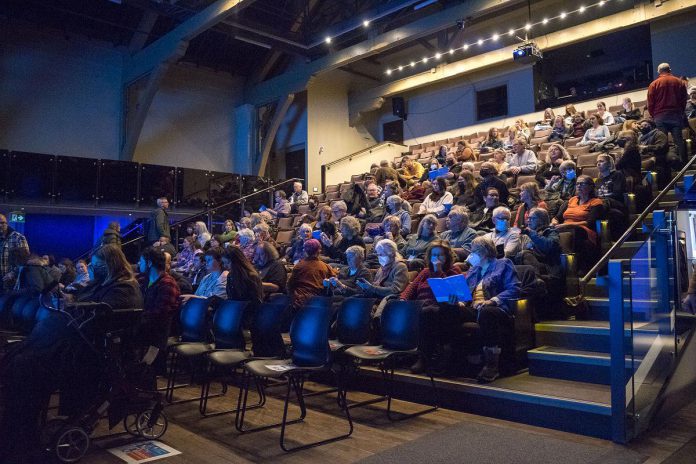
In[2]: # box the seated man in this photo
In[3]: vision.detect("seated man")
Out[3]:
[440,206,477,260]
[482,206,522,259]
[289,181,309,206]
[505,138,538,176]
[469,187,501,232]
[267,190,291,218]
[472,162,509,209]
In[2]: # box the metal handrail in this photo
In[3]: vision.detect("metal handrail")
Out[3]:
[580,153,696,284]
[322,141,405,168]
[169,177,304,229]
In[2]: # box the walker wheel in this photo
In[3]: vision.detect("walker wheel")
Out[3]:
[54,426,90,463]
[136,408,168,439]
[123,414,140,436]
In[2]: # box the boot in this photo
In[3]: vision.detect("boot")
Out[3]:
[477,346,501,383]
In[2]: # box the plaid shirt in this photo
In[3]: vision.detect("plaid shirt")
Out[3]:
[142,273,181,317]
[0,228,30,278]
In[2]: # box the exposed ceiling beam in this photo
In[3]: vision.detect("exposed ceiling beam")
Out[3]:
[348,0,696,123]
[124,0,256,83]
[245,0,522,105]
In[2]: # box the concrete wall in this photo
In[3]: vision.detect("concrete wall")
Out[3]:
[133,64,243,171]
[650,10,696,78]
[0,24,122,158]
[306,70,376,192]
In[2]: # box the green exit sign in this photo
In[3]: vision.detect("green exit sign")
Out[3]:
[10,212,25,223]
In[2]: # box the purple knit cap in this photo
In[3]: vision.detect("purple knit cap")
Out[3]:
[303,238,321,257]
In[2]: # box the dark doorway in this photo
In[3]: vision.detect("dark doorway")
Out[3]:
[383,119,404,144]
[286,147,306,184]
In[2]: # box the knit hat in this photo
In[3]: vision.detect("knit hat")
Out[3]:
[303,239,321,257]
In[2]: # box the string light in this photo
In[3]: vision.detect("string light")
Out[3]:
[385,0,614,77]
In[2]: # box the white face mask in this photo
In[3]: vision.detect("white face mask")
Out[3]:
[378,256,390,267]
[467,252,481,267]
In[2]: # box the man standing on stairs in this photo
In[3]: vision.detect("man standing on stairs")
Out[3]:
[648,62,687,164]
[146,197,171,246]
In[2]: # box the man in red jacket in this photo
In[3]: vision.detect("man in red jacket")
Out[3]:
[648,63,688,162]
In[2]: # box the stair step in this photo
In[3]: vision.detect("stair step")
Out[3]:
[534,320,658,352]
[528,346,636,385]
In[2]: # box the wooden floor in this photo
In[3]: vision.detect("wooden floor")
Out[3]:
[74,379,696,464]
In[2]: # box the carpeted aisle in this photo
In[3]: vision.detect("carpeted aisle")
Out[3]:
[357,420,647,464]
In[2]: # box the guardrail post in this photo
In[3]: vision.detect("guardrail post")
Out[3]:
[609,259,628,443]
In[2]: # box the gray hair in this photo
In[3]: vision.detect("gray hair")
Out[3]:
[340,215,361,238]
[448,205,470,227]
[375,239,399,259]
[238,229,255,244]
[492,206,511,220]
[386,194,403,209]
[345,245,365,260]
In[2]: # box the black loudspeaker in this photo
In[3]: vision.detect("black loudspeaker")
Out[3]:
[392,96,407,120]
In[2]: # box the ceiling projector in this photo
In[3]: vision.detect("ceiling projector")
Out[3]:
[513,42,542,63]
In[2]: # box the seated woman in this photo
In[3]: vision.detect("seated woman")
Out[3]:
[0,244,143,460]
[456,237,521,382]
[287,239,337,313]
[577,114,610,147]
[569,113,587,138]
[400,214,439,263]
[312,205,333,231]
[400,239,461,374]
[480,127,503,151]
[595,101,615,125]
[615,130,642,186]
[286,223,312,264]
[545,160,577,201]
[439,206,478,259]
[452,171,478,209]
[551,176,605,273]
[595,153,627,208]
[418,176,453,217]
[490,149,509,178]
[325,245,371,296]
[180,247,228,303]
[536,143,571,187]
[322,216,365,263]
[547,115,569,143]
[512,182,547,229]
[253,241,288,295]
[237,228,257,261]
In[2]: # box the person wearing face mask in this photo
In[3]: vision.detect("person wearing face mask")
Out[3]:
[637,118,670,188]
[253,241,287,295]
[418,177,453,217]
[469,187,501,232]
[135,247,180,379]
[536,143,571,187]
[451,237,521,382]
[482,207,523,259]
[439,206,477,260]
[400,240,461,374]
[545,160,577,201]
[452,171,478,209]
[472,162,509,210]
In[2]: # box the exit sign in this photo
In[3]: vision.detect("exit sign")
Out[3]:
[10,212,25,223]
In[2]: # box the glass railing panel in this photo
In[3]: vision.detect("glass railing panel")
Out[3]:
[625,210,678,437]
[140,163,175,206]
[7,151,55,204]
[55,155,99,204]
